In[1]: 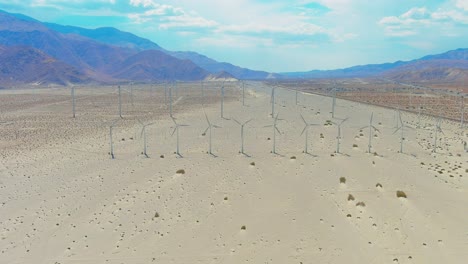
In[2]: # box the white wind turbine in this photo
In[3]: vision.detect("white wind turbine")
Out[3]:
[331,83,337,118]
[271,86,276,118]
[137,119,156,158]
[171,116,188,157]
[265,113,282,154]
[393,111,413,154]
[432,116,445,153]
[109,118,121,159]
[360,112,380,153]
[332,117,349,154]
[300,114,319,154]
[232,118,253,156]
[203,112,222,156]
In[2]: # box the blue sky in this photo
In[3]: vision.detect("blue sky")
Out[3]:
[1,0,467,72]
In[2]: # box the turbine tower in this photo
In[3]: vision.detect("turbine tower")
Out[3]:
[203,112,221,156]
[138,119,156,158]
[300,114,319,154]
[109,118,121,159]
[171,116,188,157]
[332,117,349,154]
[233,118,252,156]
[393,111,413,154]
[359,113,380,153]
[265,113,282,154]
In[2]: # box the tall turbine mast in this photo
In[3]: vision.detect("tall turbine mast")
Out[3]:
[138,119,156,158]
[332,117,349,154]
[233,118,253,156]
[300,114,319,154]
[360,113,380,153]
[203,112,222,156]
[171,116,188,157]
[265,113,282,154]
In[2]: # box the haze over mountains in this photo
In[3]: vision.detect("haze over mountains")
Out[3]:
[0,9,466,86]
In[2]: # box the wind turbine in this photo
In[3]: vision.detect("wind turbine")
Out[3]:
[432,116,445,153]
[232,118,252,156]
[393,111,413,153]
[109,118,121,159]
[203,112,222,156]
[271,86,276,118]
[331,83,337,118]
[332,117,349,154]
[360,113,380,153]
[265,113,282,154]
[171,116,188,157]
[138,119,156,158]
[417,104,423,128]
[300,114,319,154]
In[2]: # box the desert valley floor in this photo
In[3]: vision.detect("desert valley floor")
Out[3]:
[0,82,467,264]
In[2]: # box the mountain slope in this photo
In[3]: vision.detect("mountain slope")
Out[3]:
[0,45,90,85]
[45,23,162,51]
[112,50,209,81]
[0,10,210,84]
[166,51,272,79]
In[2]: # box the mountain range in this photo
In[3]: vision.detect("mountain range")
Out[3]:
[0,9,466,86]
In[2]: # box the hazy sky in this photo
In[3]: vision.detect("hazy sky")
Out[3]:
[1,0,467,72]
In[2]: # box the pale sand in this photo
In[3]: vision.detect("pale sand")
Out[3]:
[0,82,467,264]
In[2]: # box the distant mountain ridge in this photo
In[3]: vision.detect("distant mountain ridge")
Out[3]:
[0,9,214,85]
[0,9,466,86]
[282,48,468,84]
[0,45,91,85]
[43,20,271,79]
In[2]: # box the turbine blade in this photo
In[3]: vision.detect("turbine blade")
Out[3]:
[244,119,253,125]
[204,112,210,125]
[300,126,307,136]
[203,127,209,135]
[275,126,282,134]
[213,125,222,129]
[232,118,241,125]
[171,127,177,136]
[392,127,401,135]
[300,114,307,125]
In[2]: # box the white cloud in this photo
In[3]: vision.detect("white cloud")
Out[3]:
[379,6,468,37]
[217,22,325,36]
[456,0,468,11]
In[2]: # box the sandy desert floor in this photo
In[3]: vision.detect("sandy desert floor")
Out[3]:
[0,82,467,264]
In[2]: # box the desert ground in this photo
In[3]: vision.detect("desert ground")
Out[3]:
[0,81,467,264]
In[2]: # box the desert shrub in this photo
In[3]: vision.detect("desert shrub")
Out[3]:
[356,201,366,207]
[396,191,407,198]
